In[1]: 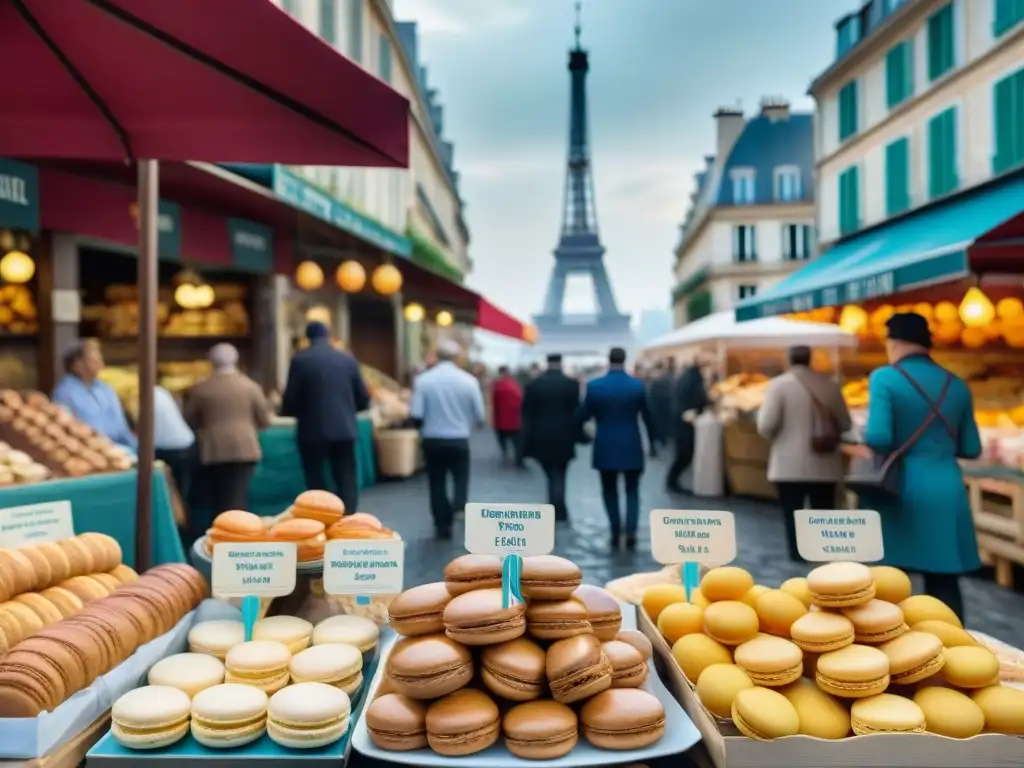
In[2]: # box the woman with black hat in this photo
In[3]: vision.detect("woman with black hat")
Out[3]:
[857,312,982,621]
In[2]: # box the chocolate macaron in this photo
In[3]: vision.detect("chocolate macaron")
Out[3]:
[388,582,453,637]
[602,640,648,688]
[365,694,428,751]
[546,634,613,704]
[520,555,582,599]
[503,700,578,759]
[387,634,473,699]
[580,688,666,750]
[443,554,503,596]
[442,588,526,645]
[480,637,547,701]
[571,584,623,640]
[425,688,500,756]
[526,597,591,640]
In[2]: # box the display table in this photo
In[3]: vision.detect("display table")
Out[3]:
[248,415,376,517]
[0,466,185,568]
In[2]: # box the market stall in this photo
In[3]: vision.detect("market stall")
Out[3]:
[0,159,41,391]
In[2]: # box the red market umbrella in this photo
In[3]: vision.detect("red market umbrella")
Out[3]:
[0,0,410,567]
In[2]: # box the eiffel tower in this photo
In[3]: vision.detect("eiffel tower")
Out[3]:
[533,1,632,357]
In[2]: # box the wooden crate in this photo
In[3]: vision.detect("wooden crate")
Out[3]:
[966,474,1024,588]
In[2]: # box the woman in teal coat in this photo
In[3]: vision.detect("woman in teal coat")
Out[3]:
[860,313,981,623]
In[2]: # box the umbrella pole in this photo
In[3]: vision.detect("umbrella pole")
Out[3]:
[134,159,158,571]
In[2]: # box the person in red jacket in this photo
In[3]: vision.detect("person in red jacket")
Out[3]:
[491,365,524,466]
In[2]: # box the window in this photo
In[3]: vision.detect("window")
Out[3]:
[838,165,860,236]
[731,169,755,204]
[886,40,914,109]
[927,3,955,82]
[838,80,859,141]
[995,0,1024,37]
[319,0,336,45]
[737,285,759,300]
[994,67,1024,174]
[928,107,959,199]
[732,225,758,262]
[885,137,911,216]
[378,35,392,82]
[281,0,297,15]
[774,167,802,202]
[782,224,813,261]
[349,0,363,62]
[835,15,861,58]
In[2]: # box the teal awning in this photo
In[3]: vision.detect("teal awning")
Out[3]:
[735,173,1024,321]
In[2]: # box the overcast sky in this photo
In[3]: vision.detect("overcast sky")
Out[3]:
[393,0,858,336]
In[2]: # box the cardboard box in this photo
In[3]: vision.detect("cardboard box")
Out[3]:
[636,606,1024,767]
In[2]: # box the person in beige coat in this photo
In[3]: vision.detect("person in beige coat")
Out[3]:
[185,344,271,525]
[756,345,852,562]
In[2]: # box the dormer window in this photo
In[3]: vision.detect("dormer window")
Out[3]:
[731,168,756,205]
[774,166,802,202]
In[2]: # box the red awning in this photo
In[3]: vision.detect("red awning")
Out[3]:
[1,0,408,166]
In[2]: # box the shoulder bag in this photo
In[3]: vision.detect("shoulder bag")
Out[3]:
[845,363,956,497]
[793,375,841,454]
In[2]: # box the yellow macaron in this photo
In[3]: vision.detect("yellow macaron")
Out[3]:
[789,612,855,653]
[913,687,984,738]
[850,693,925,736]
[731,687,799,740]
[807,562,875,608]
[898,595,961,628]
[695,663,753,719]
[702,601,759,646]
[779,678,850,739]
[741,585,771,608]
[941,646,1000,689]
[641,585,690,623]
[869,566,912,604]
[224,641,293,694]
[841,599,908,644]
[733,635,803,688]
[671,633,733,683]
[754,589,807,637]
[879,630,945,685]
[699,567,754,602]
[911,620,978,648]
[971,685,1024,735]
[657,602,704,644]
[815,644,890,698]
[779,577,813,608]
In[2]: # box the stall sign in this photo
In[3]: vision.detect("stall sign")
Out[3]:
[212,542,297,598]
[649,509,736,566]
[0,501,74,548]
[795,509,884,562]
[465,503,555,557]
[0,159,39,233]
[228,218,273,273]
[323,538,404,595]
[129,199,181,261]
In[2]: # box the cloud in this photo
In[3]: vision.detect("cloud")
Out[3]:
[393,0,533,35]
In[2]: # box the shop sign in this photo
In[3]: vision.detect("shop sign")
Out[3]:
[271,166,412,257]
[464,503,555,556]
[322,538,404,595]
[0,501,74,548]
[211,542,297,597]
[649,509,736,566]
[129,199,181,261]
[0,159,40,233]
[794,509,884,562]
[228,218,273,273]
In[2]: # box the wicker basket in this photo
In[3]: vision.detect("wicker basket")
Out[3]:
[375,429,421,478]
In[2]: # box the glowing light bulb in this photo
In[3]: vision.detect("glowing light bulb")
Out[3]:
[958,287,995,328]
[403,303,425,322]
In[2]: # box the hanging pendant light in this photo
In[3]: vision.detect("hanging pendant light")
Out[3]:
[958,287,995,328]
[336,260,366,292]
[295,260,324,291]
[435,310,454,327]
[371,264,403,296]
[0,250,36,284]
[403,303,425,322]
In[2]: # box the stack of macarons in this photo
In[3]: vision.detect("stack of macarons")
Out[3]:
[645,561,1024,741]
[366,554,666,758]
[203,510,273,555]
[0,563,208,717]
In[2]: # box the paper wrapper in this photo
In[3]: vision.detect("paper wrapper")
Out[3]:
[604,565,709,605]
[971,629,1024,684]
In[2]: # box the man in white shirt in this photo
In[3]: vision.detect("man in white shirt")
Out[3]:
[153,385,197,510]
[410,339,485,539]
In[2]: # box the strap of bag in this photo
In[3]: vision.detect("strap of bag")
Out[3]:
[793,373,832,419]
[892,363,957,441]
[878,364,954,475]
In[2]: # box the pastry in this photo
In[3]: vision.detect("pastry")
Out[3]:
[39,587,83,618]
[525,597,591,640]
[311,614,379,654]
[0,550,35,595]
[520,555,581,599]
[111,686,192,749]
[34,542,73,585]
[602,639,648,688]
[206,510,266,550]
[734,634,803,687]
[443,554,503,595]
[641,584,691,622]
[898,594,962,628]
[365,693,428,751]
[971,685,1024,734]
[941,645,1000,688]
[842,599,909,643]
[270,518,326,562]
[850,693,925,735]
[78,532,123,572]
[190,683,269,748]
[289,643,363,695]
[869,566,913,604]
[291,490,346,525]
[148,653,226,698]
[442,588,526,645]
[912,619,978,647]
[16,546,52,592]
[815,644,890,698]
[387,634,473,699]
[614,629,653,660]
[480,637,547,701]
[696,663,754,718]
[61,575,108,604]
[753,589,808,636]
[913,686,984,738]
[545,633,613,704]
[570,584,622,640]
[671,633,733,682]
[879,630,945,685]
[14,593,63,625]
[580,688,666,749]
[806,562,875,607]
[731,686,800,740]
[425,688,500,756]
[702,601,759,646]
[252,615,313,653]
[779,677,850,738]
[388,582,453,637]
[224,641,292,693]
[108,564,139,585]
[267,682,351,748]
[742,584,771,607]
[789,611,855,652]
[502,700,577,759]
[188,620,245,659]
[700,566,755,602]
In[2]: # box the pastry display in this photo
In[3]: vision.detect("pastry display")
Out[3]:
[0,283,38,336]
[89,283,250,339]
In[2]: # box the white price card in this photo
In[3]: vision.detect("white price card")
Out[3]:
[649,509,737,566]
[0,501,75,548]
[464,503,555,556]
[212,542,297,598]
[323,539,405,595]
[795,509,884,562]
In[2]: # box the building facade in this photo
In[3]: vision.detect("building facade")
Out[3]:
[672,100,816,327]
[814,0,1024,248]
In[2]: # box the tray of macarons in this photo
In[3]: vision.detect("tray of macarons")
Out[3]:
[351,553,701,766]
[89,612,384,764]
[637,561,1024,768]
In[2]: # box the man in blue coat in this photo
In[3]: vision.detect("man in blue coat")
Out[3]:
[578,347,656,552]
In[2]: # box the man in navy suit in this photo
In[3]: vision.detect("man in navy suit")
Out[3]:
[578,347,656,552]
[282,322,371,514]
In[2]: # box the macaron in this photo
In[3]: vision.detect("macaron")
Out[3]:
[208,509,265,542]
[270,518,327,562]
[879,630,945,685]
[807,562,875,608]
[602,640,648,688]
[570,584,622,640]
[425,688,500,756]
[387,634,473,699]
[657,602,704,644]
[14,593,63,625]
[842,599,909,644]
[526,597,591,640]
[56,537,95,577]
[614,629,653,661]
[695,663,753,718]
[442,588,526,645]
[312,614,379,653]
[520,555,582,599]
[742,584,771,608]
[34,542,72,584]
[39,587,83,619]
[779,677,850,739]
[971,685,1024,734]
[111,685,192,749]
[580,688,666,750]
[730,687,799,740]
[503,700,577,759]
[779,577,813,608]
[850,693,925,735]
[388,582,453,637]
[480,637,547,701]
[789,611,855,653]
[671,633,733,682]
[108,564,139,584]
[443,554,503,596]
[914,686,985,738]
[546,633,613,704]
[0,549,36,595]
[816,644,890,698]
[898,594,962,628]
[366,693,428,751]
[252,615,313,653]
[700,566,754,602]
[870,566,912,604]
[15,546,51,591]
[148,652,225,698]
[0,600,44,640]
[941,645,1000,688]
[290,643,363,695]
[911,620,978,648]
[267,682,350,748]
[702,600,759,646]
[224,640,292,693]
[0,662,59,716]
[291,490,346,525]
[754,589,807,636]
[641,584,690,622]
[188,620,245,659]
[77,532,123,572]
[190,683,269,748]
[734,635,803,687]
[61,575,109,604]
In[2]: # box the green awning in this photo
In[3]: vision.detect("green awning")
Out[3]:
[407,228,463,282]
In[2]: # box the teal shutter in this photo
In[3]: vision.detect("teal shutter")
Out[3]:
[927,4,955,81]
[801,225,812,259]
[839,167,860,236]
[885,41,914,108]
[379,35,392,82]
[839,81,859,141]
[994,0,1024,37]
[993,73,1015,174]
[350,0,363,62]
[928,108,958,199]
[319,0,336,45]
[885,138,910,215]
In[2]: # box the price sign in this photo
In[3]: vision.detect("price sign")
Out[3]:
[0,501,74,548]
[212,542,297,598]
[464,503,555,556]
[795,509,884,562]
[649,509,737,566]
[323,539,405,595]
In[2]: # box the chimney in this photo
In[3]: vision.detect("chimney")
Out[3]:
[760,97,791,122]
[713,106,745,160]
[704,155,715,170]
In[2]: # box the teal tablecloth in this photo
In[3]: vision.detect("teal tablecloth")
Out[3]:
[0,468,185,568]
[248,416,376,517]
